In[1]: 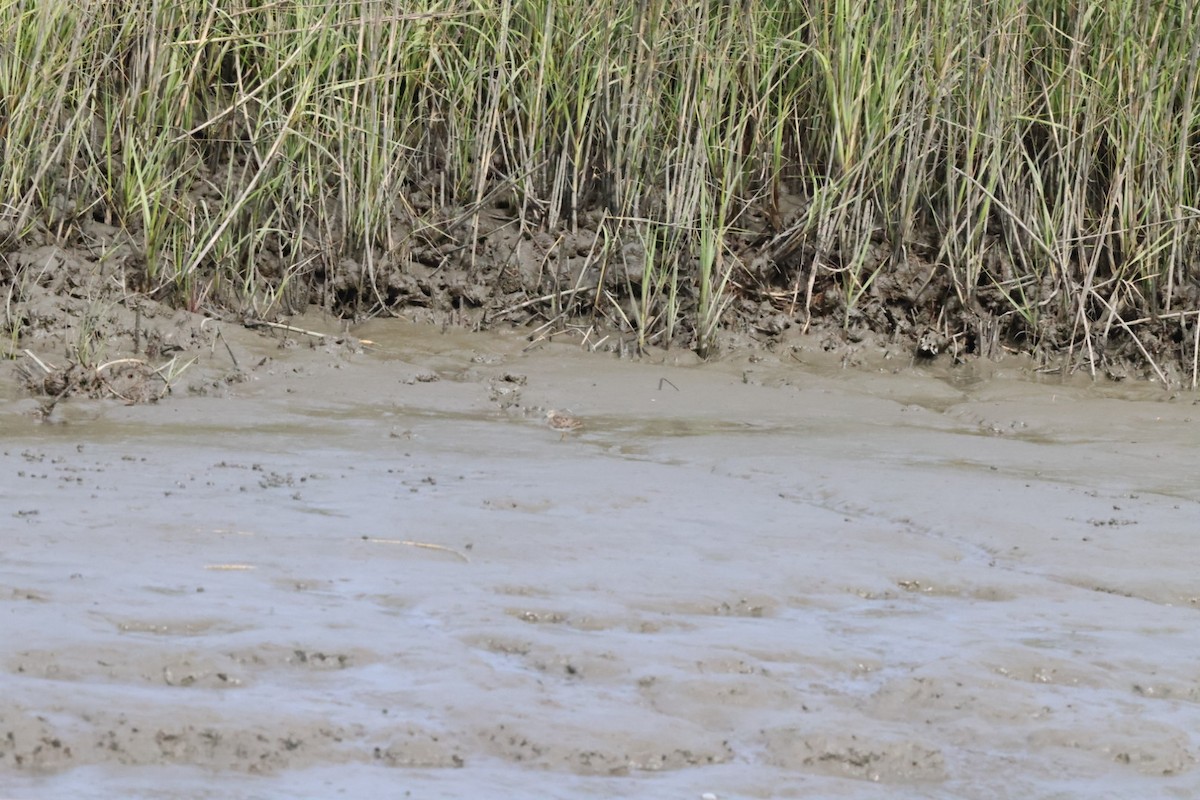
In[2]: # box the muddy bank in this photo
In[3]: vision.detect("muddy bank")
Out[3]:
[2,322,1200,798]
[6,188,1197,412]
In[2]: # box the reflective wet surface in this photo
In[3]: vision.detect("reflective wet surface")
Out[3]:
[3,322,1200,798]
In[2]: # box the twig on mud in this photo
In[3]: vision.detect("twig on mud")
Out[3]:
[22,349,55,374]
[360,536,470,563]
[216,326,240,368]
[523,325,576,350]
[1120,309,1200,326]
[151,355,197,385]
[97,376,138,404]
[95,359,153,404]
[523,317,560,349]
[495,284,595,318]
[244,318,339,339]
[580,326,609,352]
[203,319,259,366]
[1090,290,1169,385]
[658,377,679,391]
[95,357,146,373]
[526,320,609,352]
[94,357,183,404]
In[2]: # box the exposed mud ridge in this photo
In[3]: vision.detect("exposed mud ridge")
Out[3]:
[1,236,363,415]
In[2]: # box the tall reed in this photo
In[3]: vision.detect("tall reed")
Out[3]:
[1,0,1196,372]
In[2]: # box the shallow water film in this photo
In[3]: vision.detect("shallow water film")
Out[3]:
[3,323,1200,799]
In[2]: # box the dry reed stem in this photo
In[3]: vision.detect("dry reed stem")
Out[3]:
[361,537,469,563]
[244,319,343,340]
[22,350,54,374]
[95,358,146,373]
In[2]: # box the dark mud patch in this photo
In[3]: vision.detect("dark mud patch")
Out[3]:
[2,240,371,418]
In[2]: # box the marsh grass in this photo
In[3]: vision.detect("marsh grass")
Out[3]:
[2,0,1198,375]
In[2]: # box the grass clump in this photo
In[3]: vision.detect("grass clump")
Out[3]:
[1,0,1198,380]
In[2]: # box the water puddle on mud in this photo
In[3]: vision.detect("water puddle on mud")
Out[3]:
[3,321,1200,798]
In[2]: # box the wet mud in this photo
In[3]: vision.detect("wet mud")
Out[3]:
[3,321,1200,798]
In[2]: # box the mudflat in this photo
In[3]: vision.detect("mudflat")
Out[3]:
[3,320,1199,799]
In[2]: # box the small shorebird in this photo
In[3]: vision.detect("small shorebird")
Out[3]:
[546,409,582,440]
